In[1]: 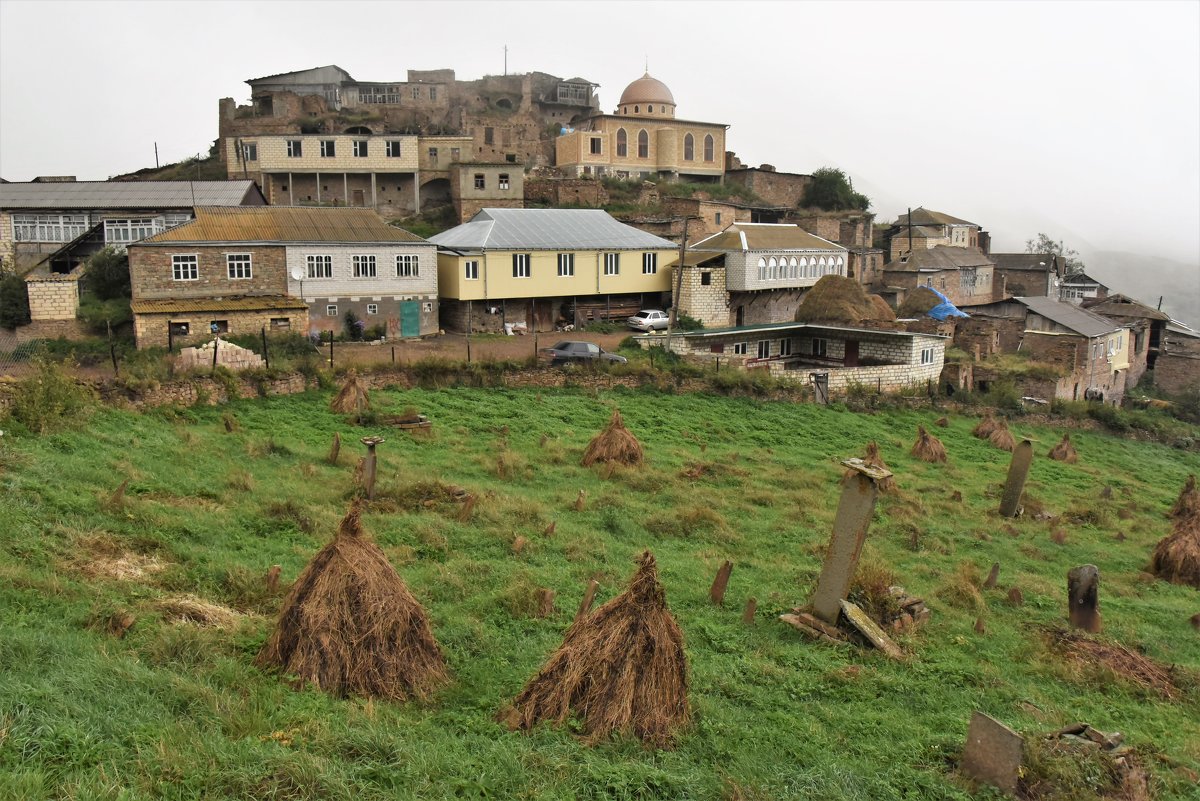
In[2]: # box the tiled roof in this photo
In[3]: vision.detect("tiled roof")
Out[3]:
[136,207,426,245]
[0,180,262,210]
[891,225,945,240]
[131,296,308,314]
[884,246,993,272]
[989,253,1057,271]
[1083,294,1171,322]
[691,223,844,253]
[894,207,977,227]
[429,208,676,251]
[1016,296,1120,338]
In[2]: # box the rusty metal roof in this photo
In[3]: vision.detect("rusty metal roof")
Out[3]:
[137,207,427,245]
[692,223,845,253]
[894,207,978,227]
[131,295,308,314]
[0,180,263,210]
[884,246,994,272]
[1016,296,1120,338]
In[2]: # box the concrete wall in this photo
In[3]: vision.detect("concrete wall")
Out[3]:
[675,264,728,327]
[134,307,308,350]
[26,269,82,321]
[724,248,848,292]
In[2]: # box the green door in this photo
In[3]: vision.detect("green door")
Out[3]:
[400,301,420,337]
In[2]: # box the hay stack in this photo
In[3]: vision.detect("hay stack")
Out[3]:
[848,441,896,492]
[1151,476,1200,588]
[911,426,947,463]
[581,409,644,468]
[256,503,448,700]
[331,370,371,416]
[503,551,688,747]
[1048,433,1078,463]
[795,275,896,326]
[972,415,1000,439]
[988,420,1015,452]
[895,286,942,318]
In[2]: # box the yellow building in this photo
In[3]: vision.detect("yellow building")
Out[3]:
[430,208,678,332]
[555,73,728,181]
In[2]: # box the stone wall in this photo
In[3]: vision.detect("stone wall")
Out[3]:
[130,244,288,299]
[1154,352,1200,395]
[728,289,807,326]
[675,264,728,328]
[175,338,266,371]
[13,318,90,343]
[134,308,308,350]
[26,270,82,321]
[723,168,811,207]
[524,177,608,208]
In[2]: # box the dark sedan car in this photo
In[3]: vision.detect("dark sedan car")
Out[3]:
[539,340,628,365]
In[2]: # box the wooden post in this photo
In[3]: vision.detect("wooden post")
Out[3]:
[391,346,396,364]
[742,597,757,624]
[575,579,599,621]
[709,560,733,605]
[360,436,384,501]
[261,326,270,369]
[328,334,334,369]
[537,588,556,618]
[212,336,219,374]
[999,439,1034,518]
[327,431,341,465]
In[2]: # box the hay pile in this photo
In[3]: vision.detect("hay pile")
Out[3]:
[911,426,947,463]
[848,441,896,492]
[331,370,371,416]
[256,503,448,700]
[503,550,688,747]
[895,286,942,318]
[972,414,1000,439]
[1150,475,1200,588]
[581,409,644,468]
[988,419,1015,452]
[1048,433,1078,463]
[795,275,896,326]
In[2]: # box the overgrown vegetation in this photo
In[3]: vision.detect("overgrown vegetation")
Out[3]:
[5,355,94,433]
[800,167,871,212]
[0,270,31,330]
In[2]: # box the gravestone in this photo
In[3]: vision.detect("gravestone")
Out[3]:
[999,439,1034,518]
[961,711,1023,795]
[1068,564,1101,633]
[983,562,1000,589]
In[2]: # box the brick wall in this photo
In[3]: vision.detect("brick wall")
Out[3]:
[26,274,81,321]
[728,289,807,325]
[134,308,308,350]
[724,168,812,207]
[1154,353,1200,395]
[524,178,608,207]
[130,244,288,300]
[675,265,728,327]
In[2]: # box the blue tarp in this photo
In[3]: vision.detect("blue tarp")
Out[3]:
[923,287,969,320]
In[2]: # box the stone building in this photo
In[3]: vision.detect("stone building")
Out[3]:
[1154,322,1200,395]
[723,161,812,207]
[791,210,883,287]
[128,206,436,348]
[987,253,1062,299]
[554,73,728,181]
[1015,296,1131,404]
[449,163,524,222]
[884,207,983,260]
[1083,294,1171,390]
[1059,270,1109,305]
[880,246,997,309]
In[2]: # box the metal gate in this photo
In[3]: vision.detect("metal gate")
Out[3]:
[400,301,420,337]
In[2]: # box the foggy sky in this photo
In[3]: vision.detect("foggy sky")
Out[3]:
[2,0,1198,272]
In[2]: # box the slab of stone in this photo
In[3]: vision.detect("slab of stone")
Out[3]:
[961,711,1023,795]
[810,472,881,624]
[839,600,903,660]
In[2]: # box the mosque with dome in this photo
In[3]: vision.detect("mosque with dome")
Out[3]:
[554,72,728,182]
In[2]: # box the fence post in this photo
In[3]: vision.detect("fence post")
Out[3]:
[328,333,334,369]
[212,336,219,375]
[261,326,270,370]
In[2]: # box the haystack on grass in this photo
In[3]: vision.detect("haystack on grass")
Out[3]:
[988,420,1015,452]
[503,550,688,747]
[581,409,644,468]
[1048,433,1079,463]
[847,441,896,492]
[256,503,448,701]
[911,426,947,463]
[331,370,371,416]
[795,275,896,326]
[972,414,1000,439]
[1151,476,1200,588]
[895,286,942,318]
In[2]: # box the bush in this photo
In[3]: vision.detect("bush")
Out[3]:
[83,247,131,300]
[674,313,704,331]
[6,356,93,433]
[77,293,132,334]
[344,310,365,341]
[0,272,30,330]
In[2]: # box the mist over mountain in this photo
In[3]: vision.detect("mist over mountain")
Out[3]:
[1085,251,1200,327]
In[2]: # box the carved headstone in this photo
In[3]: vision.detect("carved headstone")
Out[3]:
[1068,564,1102,633]
[999,439,1034,518]
[810,461,890,624]
[961,711,1023,795]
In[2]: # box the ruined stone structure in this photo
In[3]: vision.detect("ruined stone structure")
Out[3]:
[883,207,984,260]
[1154,323,1200,395]
[880,246,997,308]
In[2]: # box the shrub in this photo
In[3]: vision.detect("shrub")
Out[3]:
[83,247,130,300]
[674,313,704,331]
[6,356,93,433]
[344,310,365,341]
[77,293,132,334]
[0,272,30,330]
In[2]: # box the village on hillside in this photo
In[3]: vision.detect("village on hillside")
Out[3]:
[1,63,1197,404]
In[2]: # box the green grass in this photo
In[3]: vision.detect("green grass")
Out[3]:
[1,389,1198,800]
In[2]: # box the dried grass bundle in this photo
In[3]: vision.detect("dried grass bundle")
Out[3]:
[503,551,688,747]
[910,425,947,463]
[1047,433,1078,463]
[581,409,644,468]
[1168,474,1198,522]
[256,502,448,700]
[988,421,1015,452]
[846,441,896,492]
[1151,475,1200,588]
[972,415,1000,440]
[330,370,371,416]
[794,275,896,326]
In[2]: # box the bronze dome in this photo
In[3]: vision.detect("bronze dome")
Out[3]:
[618,72,676,107]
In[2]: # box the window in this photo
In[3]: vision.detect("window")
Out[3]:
[512,253,531,278]
[306,254,332,278]
[242,142,257,162]
[733,342,748,355]
[684,133,694,161]
[920,347,935,365]
[326,304,338,317]
[396,254,419,277]
[464,260,479,280]
[642,252,657,274]
[411,86,420,99]
[423,301,433,313]
[353,140,368,157]
[811,338,828,357]
[366,304,379,315]
[790,257,799,279]
[320,140,336,157]
[637,129,649,158]
[168,321,190,337]
[616,128,627,157]
[715,212,722,225]
[779,338,793,356]
[604,253,620,276]
[172,255,198,281]
[484,127,494,145]
[287,139,302,157]
[758,257,767,281]
[429,86,437,100]
[589,137,602,155]
[634,105,639,114]
[700,271,712,286]
[386,140,402,157]
[704,134,715,162]
[469,173,485,190]
[757,340,771,359]
[352,255,377,277]
[498,173,510,190]
[768,257,778,280]
[557,253,575,277]
[428,147,438,166]
[226,253,252,279]
[451,147,460,162]
[209,320,229,334]
[103,218,156,244]
[270,318,291,330]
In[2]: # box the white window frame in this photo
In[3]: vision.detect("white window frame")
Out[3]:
[920,346,935,365]
[464,260,479,280]
[306,254,332,279]
[642,252,657,275]
[352,255,377,278]
[732,342,748,355]
[287,139,302,158]
[386,140,402,157]
[779,338,793,357]
[320,140,336,158]
[242,142,257,162]
[366,304,379,315]
[812,338,829,357]
[498,173,510,190]
[604,252,620,276]
[172,254,198,282]
[226,253,253,280]
[557,253,575,277]
[757,340,771,359]
[396,254,420,278]
[326,304,338,317]
[353,140,368,158]
[512,253,531,278]
[474,174,486,190]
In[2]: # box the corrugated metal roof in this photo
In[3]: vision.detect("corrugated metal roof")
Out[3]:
[691,223,845,253]
[642,321,946,340]
[131,295,308,314]
[1083,294,1171,322]
[429,208,676,251]
[0,180,262,210]
[894,207,977,227]
[1016,296,1120,338]
[885,246,994,272]
[989,253,1056,271]
[137,207,427,245]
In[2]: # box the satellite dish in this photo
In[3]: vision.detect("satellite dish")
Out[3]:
[290,268,303,281]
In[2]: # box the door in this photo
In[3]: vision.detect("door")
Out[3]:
[844,340,859,367]
[400,301,420,337]
[352,189,366,207]
[735,306,745,326]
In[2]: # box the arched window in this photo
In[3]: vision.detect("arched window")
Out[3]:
[800,257,809,277]
[622,106,627,114]
[757,257,767,281]
[648,105,654,113]
[684,133,694,161]
[836,256,845,273]
[637,129,649,158]
[703,134,715,162]
[819,257,827,275]
[616,128,628,158]
[768,257,778,280]
[634,105,640,114]
[790,257,799,279]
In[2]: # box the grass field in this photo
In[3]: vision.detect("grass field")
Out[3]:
[1,386,1198,800]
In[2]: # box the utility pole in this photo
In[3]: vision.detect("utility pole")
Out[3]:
[667,215,690,342]
[154,142,159,169]
[504,45,508,76]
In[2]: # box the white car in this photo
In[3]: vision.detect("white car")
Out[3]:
[627,309,670,331]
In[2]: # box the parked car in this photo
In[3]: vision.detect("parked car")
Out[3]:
[539,340,628,365]
[627,309,670,331]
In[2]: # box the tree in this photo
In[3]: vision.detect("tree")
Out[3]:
[801,167,871,212]
[0,272,31,330]
[84,247,131,300]
[1025,233,1084,275]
